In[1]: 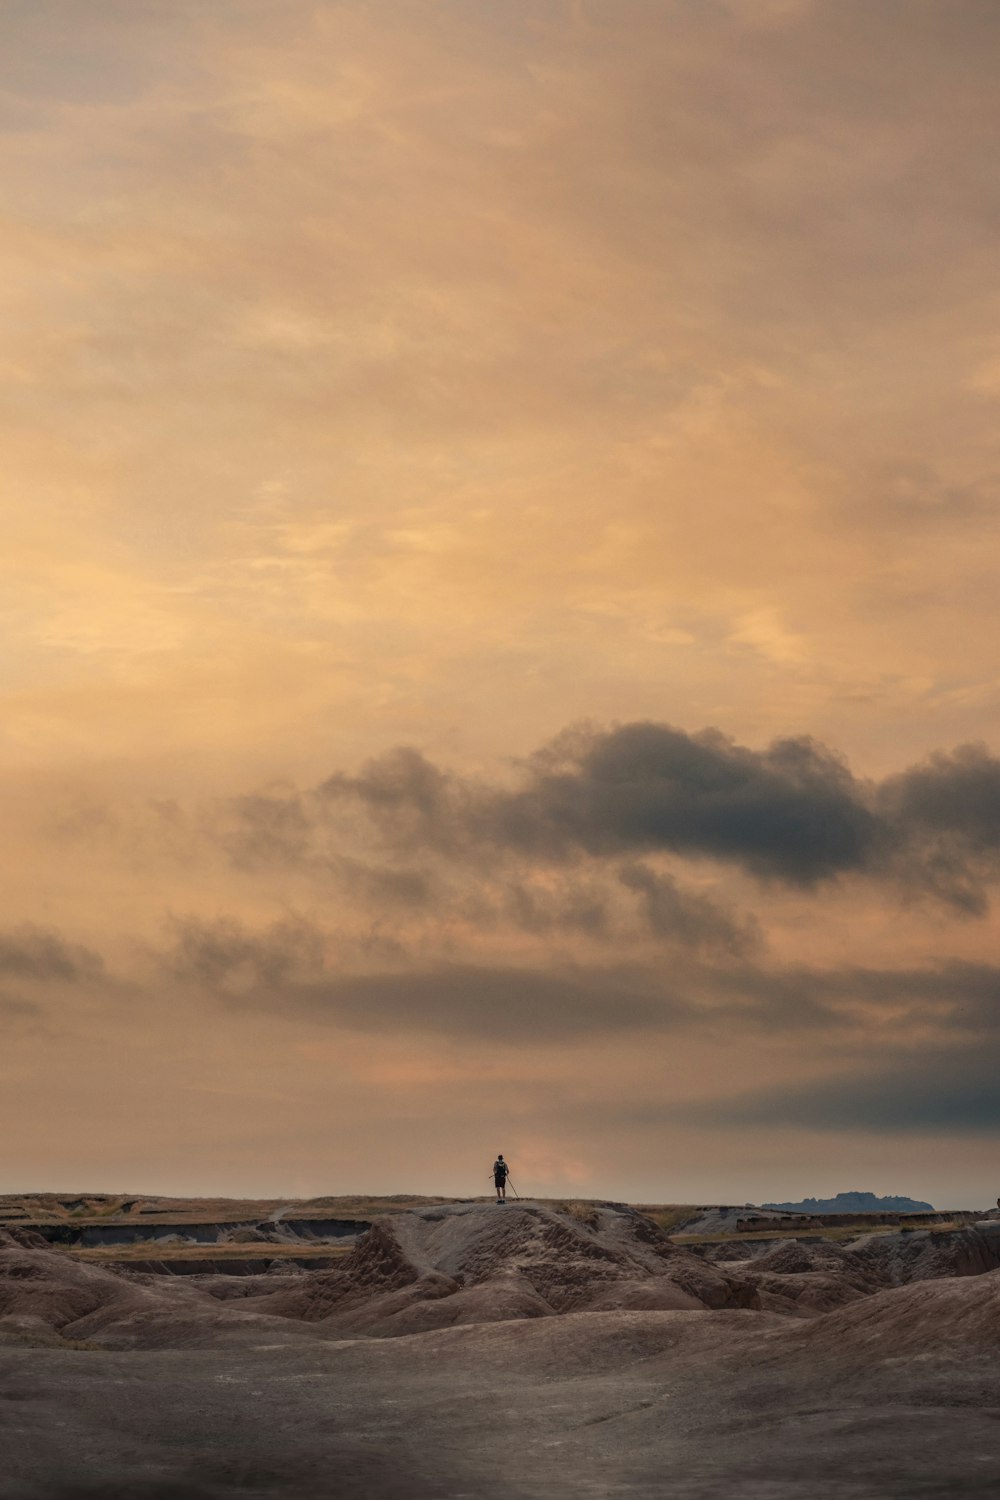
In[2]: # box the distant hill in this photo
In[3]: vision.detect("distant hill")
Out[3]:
[763,1191,934,1215]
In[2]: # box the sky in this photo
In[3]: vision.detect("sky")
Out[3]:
[2,0,1000,1207]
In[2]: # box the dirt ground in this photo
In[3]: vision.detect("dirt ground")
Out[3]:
[2,1199,999,1498]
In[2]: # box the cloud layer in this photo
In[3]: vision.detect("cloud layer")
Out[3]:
[3,1,1000,1201]
[251,724,1000,913]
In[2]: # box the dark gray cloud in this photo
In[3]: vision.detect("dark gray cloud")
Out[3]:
[0,925,103,984]
[129,720,1000,920]
[315,722,1000,908]
[617,862,761,956]
[647,960,1000,1135]
[704,1040,1000,1136]
[500,725,880,882]
[497,878,611,939]
[661,957,1000,1036]
[166,916,1000,1043]
[167,912,989,1044]
[0,993,44,1023]
[277,965,691,1042]
[474,865,756,953]
[880,744,1000,843]
[322,726,881,884]
[877,743,1000,912]
[174,949,694,1043]
[161,909,791,1039]
[318,747,466,857]
[711,958,1000,1031]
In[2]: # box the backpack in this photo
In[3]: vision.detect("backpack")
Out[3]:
[495,1160,508,1179]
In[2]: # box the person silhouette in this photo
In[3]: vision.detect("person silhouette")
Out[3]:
[492,1154,509,1202]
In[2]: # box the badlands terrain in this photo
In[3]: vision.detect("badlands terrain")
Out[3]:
[1,1191,999,1497]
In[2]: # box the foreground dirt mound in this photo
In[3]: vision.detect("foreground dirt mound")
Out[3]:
[0,1232,317,1351]
[0,1234,153,1336]
[700,1236,883,1315]
[792,1264,1000,1369]
[6,1285,1000,1499]
[244,1201,759,1334]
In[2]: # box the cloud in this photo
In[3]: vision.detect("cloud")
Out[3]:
[315,721,1000,908]
[711,957,1000,1027]
[707,1040,1000,1136]
[70,725,1000,968]
[221,791,314,870]
[877,743,1000,912]
[661,959,1000,1134]
[182,742,766,957]
[166,915,326,991]
[166,932,695,1041]
[496,877,611,940]
[280,964,694,1041]
[318,747,467,856]
[3,0,1000,1204]
[617,862,761,956]
[0,926,103,984]
[319,724,880,883]
[160,910,711,1041]
[168,912,988,1043]
[0,994,44,1024]
[494,725,881,881]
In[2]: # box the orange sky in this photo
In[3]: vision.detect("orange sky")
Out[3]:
[3,0,1000,1206]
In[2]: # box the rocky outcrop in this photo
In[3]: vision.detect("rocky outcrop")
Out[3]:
[243,1201,760,1334]
[764,1191,934,1214]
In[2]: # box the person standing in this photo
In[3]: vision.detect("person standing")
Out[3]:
[492,1154,509,1202]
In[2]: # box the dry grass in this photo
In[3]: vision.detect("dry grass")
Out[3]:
[0,1328,101,1351]
[634,1205,698,1236]
[63,1242,353,1265]
[288,1196,457,1220]
[557,1201,601,1228]
[674,1220,966,1246]
[2,1193,462,1227]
